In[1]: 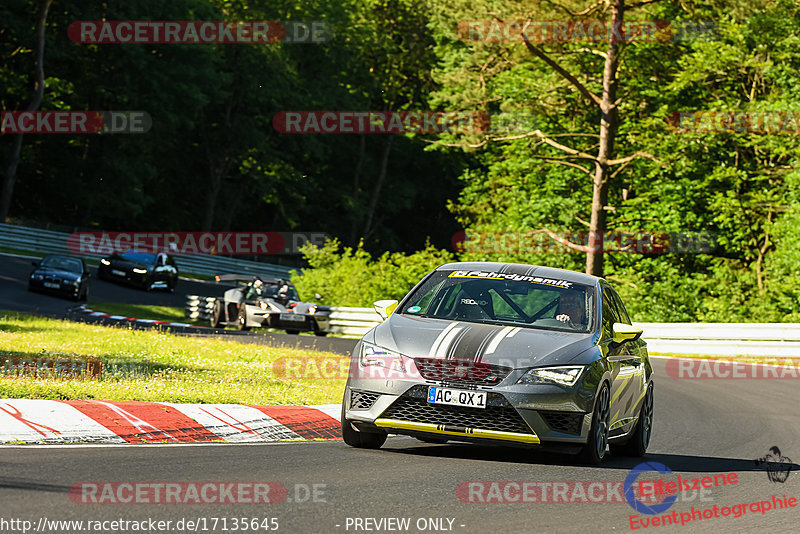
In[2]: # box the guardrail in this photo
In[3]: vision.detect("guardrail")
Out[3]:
[185,295,380,337]
[184,296,800,354]
[634,323,800,357]
[0,222,296,278]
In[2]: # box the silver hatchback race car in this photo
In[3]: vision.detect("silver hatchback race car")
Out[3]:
[341,262,653,464]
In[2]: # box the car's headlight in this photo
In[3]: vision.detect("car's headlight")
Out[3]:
[259,301,269,310]
[308,305,317,314]
[360,342,405,372]
[517,366,585,387]
[100,259,110,265]
[132,268,147,274]
[71,280,80,287]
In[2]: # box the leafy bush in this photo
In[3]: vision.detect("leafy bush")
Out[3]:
[292,239,455,307]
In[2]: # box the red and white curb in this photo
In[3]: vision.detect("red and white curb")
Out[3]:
[71,305,202,328]
[0,399,341,444]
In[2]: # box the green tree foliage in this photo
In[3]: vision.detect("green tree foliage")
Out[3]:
[425,0,800,322]
[2,0,799,321]
[0,0,462,253]
[292,239,454,306]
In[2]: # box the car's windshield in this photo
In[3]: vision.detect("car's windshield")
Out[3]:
[40,256,83,273]
[249,282,300,301]
[120,253,157,264]
[400,269,595,333]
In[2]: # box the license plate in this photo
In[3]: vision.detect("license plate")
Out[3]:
[280,313,306,322]
[427,387,487,409]
[43,282,59,289]
[112,269,125,276]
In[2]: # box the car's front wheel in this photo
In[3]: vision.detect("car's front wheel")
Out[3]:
[209,300,223,328]
[580,382,610,465]
[76,284,88,302]
[341,404,387,449]
[313,326,328,337]
[611,383,653,457]
[237,304,250,331]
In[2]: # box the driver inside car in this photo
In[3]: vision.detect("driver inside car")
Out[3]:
[555,290,587,328]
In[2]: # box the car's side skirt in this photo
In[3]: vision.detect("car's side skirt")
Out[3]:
[374,418,540,444]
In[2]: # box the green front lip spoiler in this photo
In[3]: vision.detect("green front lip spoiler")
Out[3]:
[374,418,540,444]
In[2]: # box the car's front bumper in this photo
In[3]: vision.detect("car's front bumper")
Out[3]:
[343,369,601,447]
[29,278,81,298]
[256,311,331,332]
[101,265,150,287]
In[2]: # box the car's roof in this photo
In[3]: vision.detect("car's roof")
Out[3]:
[435,261,602,286]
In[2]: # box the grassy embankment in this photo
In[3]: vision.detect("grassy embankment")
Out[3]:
[0,312,347,404]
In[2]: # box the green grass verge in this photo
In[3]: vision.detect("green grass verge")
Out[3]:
[87,301,193,323]
[0,312,347,404]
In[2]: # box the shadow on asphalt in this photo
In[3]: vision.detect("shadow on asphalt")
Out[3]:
[0,477,71,493]
[378,441,787,473]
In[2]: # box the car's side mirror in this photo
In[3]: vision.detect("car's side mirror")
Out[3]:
[374,299,399,321]
[315,293,323,301]
[613,323,643,344]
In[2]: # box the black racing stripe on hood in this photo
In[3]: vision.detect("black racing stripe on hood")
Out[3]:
[503,263,537,276]
[447,323,500,361]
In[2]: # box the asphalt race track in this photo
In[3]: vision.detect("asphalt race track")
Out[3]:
[1,252,798,532]
[0,253,356,355]
[0,252,214,316]
[1,358,798,533]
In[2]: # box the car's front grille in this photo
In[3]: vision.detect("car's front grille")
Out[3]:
[413,358,513,388]
[540,410,584,434]
[350,390,380,410]
[380,385,533,435]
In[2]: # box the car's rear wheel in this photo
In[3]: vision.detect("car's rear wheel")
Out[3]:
[341,404,387,449]
[580,382,610,465]
[237,304,250,331]
[209,300,223,328]
[611,383,653,457]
